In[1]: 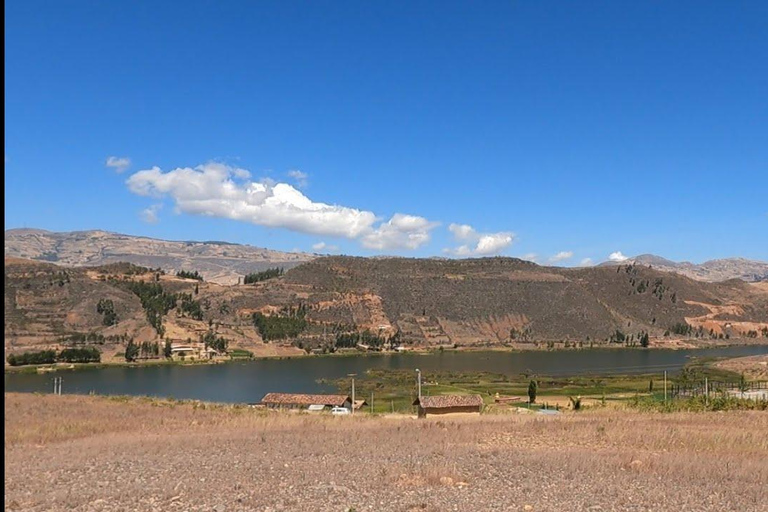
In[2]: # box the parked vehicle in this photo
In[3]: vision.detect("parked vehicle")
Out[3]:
[330,406,350,415]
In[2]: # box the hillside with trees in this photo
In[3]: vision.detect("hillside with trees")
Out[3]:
[5,255,768,364]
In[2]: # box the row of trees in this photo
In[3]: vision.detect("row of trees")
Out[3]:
[124,340,163,362]
[61,332,131,345]
[57,347,102,363]
[243,267,284,284]
[334,329,392,349]
[7,347,101,366]
[176,270,204,281]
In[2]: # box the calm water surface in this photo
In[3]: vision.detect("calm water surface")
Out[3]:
[5,345,768,403]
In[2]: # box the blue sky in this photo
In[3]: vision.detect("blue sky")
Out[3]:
[5,1,767,264]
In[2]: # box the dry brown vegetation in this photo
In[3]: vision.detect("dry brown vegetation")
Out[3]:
[714,354,768,380]
[5,393,768,511]
[6,253,768,360]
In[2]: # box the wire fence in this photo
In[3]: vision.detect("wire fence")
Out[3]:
[671,380,768,399]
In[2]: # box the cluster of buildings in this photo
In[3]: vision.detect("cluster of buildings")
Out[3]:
[169,343,220,360]
[258,392,484,418]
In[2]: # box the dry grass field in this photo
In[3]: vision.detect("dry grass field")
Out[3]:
[714,354,768,380]
[5,393,768,512]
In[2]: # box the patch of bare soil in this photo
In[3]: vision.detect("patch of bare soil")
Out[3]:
[5,393,768,512]
[714,354,768,380]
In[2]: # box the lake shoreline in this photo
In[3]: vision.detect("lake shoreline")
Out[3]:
[6,339,768,374]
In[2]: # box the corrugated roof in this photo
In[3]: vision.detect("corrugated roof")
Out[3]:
[260,393,350,407]
[413,394,484,408]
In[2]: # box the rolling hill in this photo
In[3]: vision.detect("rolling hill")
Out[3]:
[5,255,768,360]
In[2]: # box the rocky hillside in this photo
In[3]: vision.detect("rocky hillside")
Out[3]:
[600,254,768,283]
[4,229,315,285]
[6,256,768,359]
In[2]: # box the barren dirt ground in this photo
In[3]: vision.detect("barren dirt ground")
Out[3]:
[714,354,768,380]
[5,393,768,512]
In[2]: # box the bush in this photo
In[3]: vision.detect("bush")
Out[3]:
[569,396,582,410]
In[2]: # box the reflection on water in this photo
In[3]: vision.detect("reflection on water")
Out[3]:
[5,345,767,404]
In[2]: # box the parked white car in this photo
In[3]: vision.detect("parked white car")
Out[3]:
[330,406,350,415]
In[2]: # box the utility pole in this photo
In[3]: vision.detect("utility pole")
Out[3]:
[348,373,356,415]
[416,369,422,400]
[52,377,62,395]
[664,371,667,403]
[705,377,709,406]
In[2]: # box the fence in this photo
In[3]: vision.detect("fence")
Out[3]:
[671,380,768,399]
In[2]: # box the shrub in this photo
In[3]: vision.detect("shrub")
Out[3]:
[229,349,254,359]
[569,396,582,410]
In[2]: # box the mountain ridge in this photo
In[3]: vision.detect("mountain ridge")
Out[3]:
[599,253,768,282]
[5,229,766,284]
[4,228,316,285]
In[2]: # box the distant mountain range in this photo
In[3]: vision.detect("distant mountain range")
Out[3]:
[4,229,315,285]
[4,229,766,284]
[599,254,768,283]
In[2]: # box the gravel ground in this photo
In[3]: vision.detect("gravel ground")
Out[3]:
[5,393,768,512]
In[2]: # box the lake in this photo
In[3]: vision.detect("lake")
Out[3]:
[5,345,768,404]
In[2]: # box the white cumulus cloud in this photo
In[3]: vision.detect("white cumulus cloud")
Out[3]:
[106,156,131,173]
[475,233,515,255]
[549,251,574,263]
[361,214,439,251]
[580,258,594,266]
[312,242,340,252]
[444,223,515,257]
[126,162,437,251]
[609,251,629,262]
[448,223,476,242]
[140,204,162,224]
